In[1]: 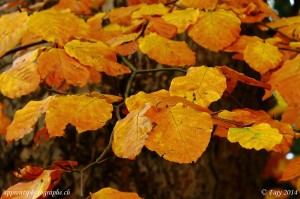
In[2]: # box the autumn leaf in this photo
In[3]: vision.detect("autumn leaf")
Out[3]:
[138,33,195,66]
[115,41,139,56]
[109,4,144,26]
[50,160,78,171]
[281,157,300,181]
[177,0,218,10]
[145,17,177,39]
[0,104,11,135]
[224,35,262,53]
[1,170,62,199]
[282,105,300,130]
[0,49,41,98]
[131,3,169,19]
[0,11,28,57]
[6,97,54,143]
[64,40,131,76]
[112,104,153,159]
[145,103,213,163]
[217,66,271,93]
[52,0,91,15]
[28,9,88,45]
[162,8,199,34]
[188,9,241,52]
[170,66,227,107]
[37,48,90,88]
[125,89,211,113]
[90,187,142,199]
[228,123,283,151]
[243,40,282,74]
[45,93,121,136]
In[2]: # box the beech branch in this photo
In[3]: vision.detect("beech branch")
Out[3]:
[259,22,298,42]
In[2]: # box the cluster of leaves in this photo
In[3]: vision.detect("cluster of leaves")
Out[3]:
[1,0,300,198]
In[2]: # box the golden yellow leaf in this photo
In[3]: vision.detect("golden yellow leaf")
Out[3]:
[144,103,213,163]
[0,49,41,98]
[28,9,88,45]
[90,187,142,199]
[45,93,118,136]
[109,4,144,26]
[112,104,153,159]
[64,40,131,76]
[162,8,199,33]
[243,40,282,74]
[131,3,169,19]
[188,9,241,52]
[0,104,11,135]
[6,97,54,143]
[0,11,28,57]
[170,66,227,107]
[281,157,300,181]
[138,33,195,66]
[228,123,283,151]
[1,170,61,199]
[264,55,300,103]
[224,35,262,53]
[37,48,90,88]
[261,16,300,30]
[177,0,218,10]
[125,89,211,113]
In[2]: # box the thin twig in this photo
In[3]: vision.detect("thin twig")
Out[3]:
[115,102,125,120]
[1,40,47,58]
[278,47,300,53]
[121,56,137,98]
[136,68,187,74]
[259,22,298,42]
[211,115,253,127]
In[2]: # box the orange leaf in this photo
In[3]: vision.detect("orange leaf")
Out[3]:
[177,0,218,10]
[37,48,90,88]
[162,8,199,34]
[109,4,144,26]
[28,9,88,45]
[51,160,78,171]
[33,127,50,145]
[170,66,227,107]
[1,170,61,199]
[224,35,262,53]
[0,49,41,98]
[64,40,131,76]
[87,12,106,31]
[112,104,153,159]
[0,11,28,57]
[145,17,177,39]
[188,9,241,52]
[45,93,121,136]
[282,105,300,130]
[90,187,142,199]
[281,157,300,181]
[13,166,44,180]
[217,66,271,93]
[0,104,11,135]
[243,40,282,74]
[52,0,91,15]
[145,103,213,163]
[264,55,300,103]
[115,41,139,56]
[6,97,54,143]
[138,33,195,66]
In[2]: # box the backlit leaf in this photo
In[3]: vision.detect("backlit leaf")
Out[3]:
[145,103,213,163]
[281,157,300,181]
[13,166,44,180]
[0,49,41,98]
[37,48,90,88]
[45,93,119,136]
[64,40,131,76]
[177,0,218,10]
[224,35,262,53]
[52,0,91,15]
[170,66,226,107]
[139,33,195,66]
[145,17,177,39]
[188,9,241,52]
[0,11,28,57]
[109,4,144,26]
[162,8,199,33]
[243,40,282,74]
[91,187,142,199]
[1,170,61,199]
[282,105,300,130]
[28,9,88,45]
[112,104,153,159]
[228,123,283,151]
[6,97,54,142]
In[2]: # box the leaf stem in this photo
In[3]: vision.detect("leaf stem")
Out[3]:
[0,40,47,58]
[121,56,137,98]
